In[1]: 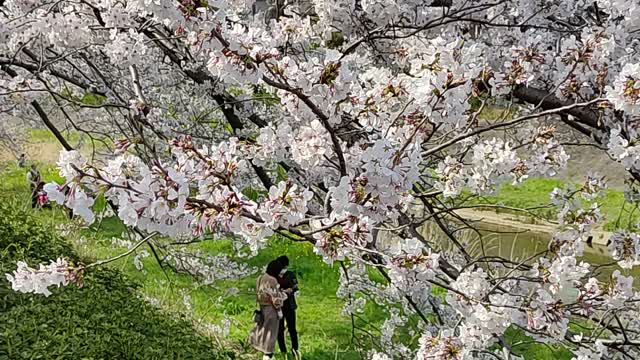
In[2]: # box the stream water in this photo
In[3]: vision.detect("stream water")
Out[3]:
[402,221,640,282]
[467,224,617,273]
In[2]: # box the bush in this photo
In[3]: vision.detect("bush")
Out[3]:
[0,203,77,266]
[0,201,234,359]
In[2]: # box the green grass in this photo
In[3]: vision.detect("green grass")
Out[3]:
[27,128,83,143]
[467,178,638,231]
[502,327,572,360]
[71,222,381,359]
[0,162,63,192]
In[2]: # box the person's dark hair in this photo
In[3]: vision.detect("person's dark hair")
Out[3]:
[276,255,289,267]
[266,260,284,277]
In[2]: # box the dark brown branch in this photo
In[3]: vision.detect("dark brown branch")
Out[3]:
[262,76,348,176]
[513,85,602,129]
[30,101,74,151]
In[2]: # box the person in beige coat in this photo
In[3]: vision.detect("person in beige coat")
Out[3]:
[249,260,288,359]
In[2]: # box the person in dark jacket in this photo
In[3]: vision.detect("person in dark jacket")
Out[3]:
[276,255,300,359]
[17,153,26,168]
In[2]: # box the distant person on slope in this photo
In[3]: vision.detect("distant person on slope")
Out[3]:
[17,153,26,168]
[34,181,49,209]
[276,255,300,360]
[249,260,288,360]
[26,164,42,208]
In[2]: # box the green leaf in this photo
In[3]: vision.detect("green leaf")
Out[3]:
[276,164,288,182]
[241,186,260,201]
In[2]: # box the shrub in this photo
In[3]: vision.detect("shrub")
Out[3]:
[0,202,77,266]
[0,200,234,359]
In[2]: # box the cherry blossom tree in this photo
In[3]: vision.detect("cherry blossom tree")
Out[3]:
[3,0,640,358]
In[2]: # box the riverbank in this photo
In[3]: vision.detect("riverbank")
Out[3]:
[454,208,612,246]
[450,207,640,284]
[463,177,637,232]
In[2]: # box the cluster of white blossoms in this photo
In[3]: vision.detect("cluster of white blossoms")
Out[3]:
[379,310,413,358]
[5,0,640,358]
[527,288,571,340]
[606,63,640,116]
[290,120,330,168]
[416,330,466,360]
[257,180,314,228]
[388,238,439,299]
[436,133,569,198]
[468,138,521,194]
[525,127,570,177]
[5,258,81,297]
[445,268,518,351]
[251,122,292,166]
[605,270,635,309]
[607,127,640,172]
[536,256,590,302]
[434,156,466,198]
[608,230,640,269]
[45,181,95,223]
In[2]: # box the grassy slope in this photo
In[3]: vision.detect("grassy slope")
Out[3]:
[27,128,114,149]
[81,222,373,359]
[0,129,112,163]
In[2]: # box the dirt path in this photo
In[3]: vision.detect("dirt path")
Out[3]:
[454,208,611,245]
[0,142,63,163]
